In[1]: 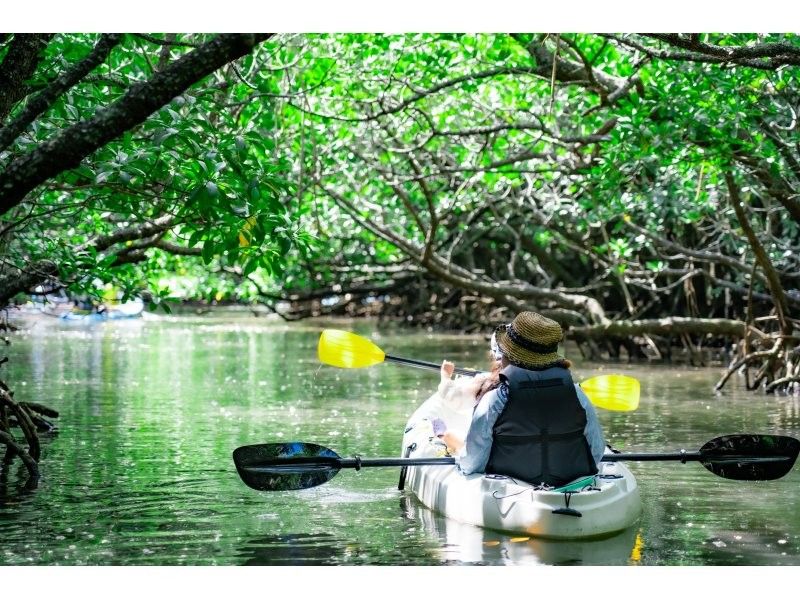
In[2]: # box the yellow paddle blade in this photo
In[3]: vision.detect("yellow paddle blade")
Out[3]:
[318,329,386,369]
[580,374,640,412]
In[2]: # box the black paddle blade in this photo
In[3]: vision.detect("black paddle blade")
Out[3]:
[233,442,342,491]
[700,434,800,481]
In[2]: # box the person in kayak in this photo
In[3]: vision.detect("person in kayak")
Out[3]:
[454,311,606,488]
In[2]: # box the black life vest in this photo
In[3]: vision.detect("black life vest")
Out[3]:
[485,364,598,487]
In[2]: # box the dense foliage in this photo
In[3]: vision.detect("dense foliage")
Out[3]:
[1,33,799,391]
[255,36,798,336]
[0,33,307,310]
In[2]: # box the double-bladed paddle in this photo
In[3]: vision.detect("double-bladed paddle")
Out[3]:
[233,434,800,492]
[317,329,640,411]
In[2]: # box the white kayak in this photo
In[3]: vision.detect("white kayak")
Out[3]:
[400,382,642,540]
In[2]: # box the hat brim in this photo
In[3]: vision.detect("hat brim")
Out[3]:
[495,326,563,369]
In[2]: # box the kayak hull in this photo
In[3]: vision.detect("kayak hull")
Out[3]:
[401,393,642,540]
[400,494,643,564]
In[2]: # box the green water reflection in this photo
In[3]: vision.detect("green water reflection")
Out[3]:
[1,315,798,565]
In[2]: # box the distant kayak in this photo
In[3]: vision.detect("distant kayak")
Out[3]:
[400,387,642,540]
[59,299,144,321]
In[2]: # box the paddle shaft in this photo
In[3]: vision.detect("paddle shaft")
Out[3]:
[244,451,793,473]
[385,354,479,377]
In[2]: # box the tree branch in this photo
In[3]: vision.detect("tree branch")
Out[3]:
[0,33,271,216]
[644,34,800,69]
[0,34,53,120]
[0,259,58,306]
[0,34,122,153]
[726,172,793,335]
[571,316,766,341]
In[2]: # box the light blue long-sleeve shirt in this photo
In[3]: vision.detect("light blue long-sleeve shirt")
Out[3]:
[455,381,606,476]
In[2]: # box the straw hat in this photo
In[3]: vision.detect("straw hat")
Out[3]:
[494,312,565,369]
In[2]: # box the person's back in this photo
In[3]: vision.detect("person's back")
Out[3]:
[455,312,605,487]
[486,364,598,486]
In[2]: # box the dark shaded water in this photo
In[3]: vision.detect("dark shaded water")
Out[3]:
[1,314,798,565]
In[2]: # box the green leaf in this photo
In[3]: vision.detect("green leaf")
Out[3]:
[188,230,205,247]
[242,257,259,277]
[201,241,215,265]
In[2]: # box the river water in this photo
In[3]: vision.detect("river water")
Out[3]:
[1,314,798,565]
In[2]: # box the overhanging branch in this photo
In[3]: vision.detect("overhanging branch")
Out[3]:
[0,33,271,216]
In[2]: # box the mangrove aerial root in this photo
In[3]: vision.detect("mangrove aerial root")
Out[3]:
[715,330,800,394]
[0,382,58,485]
[0,430,39,484]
